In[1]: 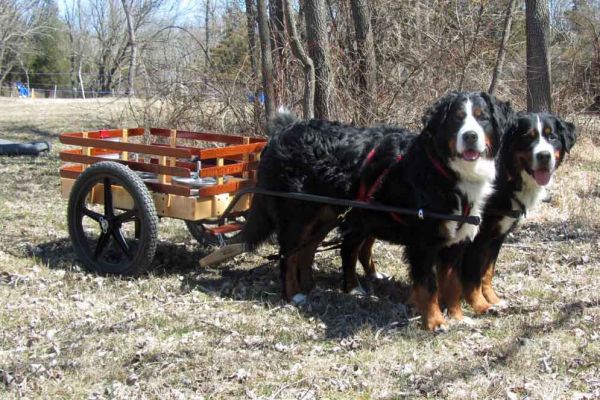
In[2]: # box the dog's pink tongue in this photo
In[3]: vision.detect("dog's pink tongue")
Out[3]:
[462,150,480,161]
[533,169,552,186]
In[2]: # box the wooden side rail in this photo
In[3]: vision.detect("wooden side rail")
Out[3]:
[59,164,192,196]
[150,142,265,159]
[62,128,145,139]
[60,149,191,177]
[150,128,266,145]
[60,134,192,158]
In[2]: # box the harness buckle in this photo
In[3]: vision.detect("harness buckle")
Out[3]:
[417,209,424,220]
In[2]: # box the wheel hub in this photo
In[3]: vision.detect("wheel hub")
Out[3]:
[99,216,110,234]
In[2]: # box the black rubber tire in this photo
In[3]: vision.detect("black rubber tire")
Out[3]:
[67,161,159,275]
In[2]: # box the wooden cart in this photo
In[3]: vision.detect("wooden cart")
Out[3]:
[59,127,266,275]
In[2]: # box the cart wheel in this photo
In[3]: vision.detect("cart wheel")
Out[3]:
[185,221,240,247]
[67,161,159,275]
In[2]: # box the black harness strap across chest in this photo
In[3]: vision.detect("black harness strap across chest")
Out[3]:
[487,195,526,219]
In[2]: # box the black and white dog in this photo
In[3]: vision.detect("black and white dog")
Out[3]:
[241,91,513,331]
[458,112,577,314]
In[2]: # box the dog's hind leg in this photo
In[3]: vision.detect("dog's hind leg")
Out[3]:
[277,204,333,304]
[407,244,447,332]
[358,236,388,280]
[341,231,368,295]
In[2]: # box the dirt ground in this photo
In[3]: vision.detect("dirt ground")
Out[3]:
[0,97,599,399]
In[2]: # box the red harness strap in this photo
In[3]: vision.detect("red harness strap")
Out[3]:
[427,149,452,180]
[358,152,403,203]
[357,150,405,224]
[357,147,472,226]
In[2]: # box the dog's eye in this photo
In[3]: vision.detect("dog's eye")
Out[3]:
[544,127,552,135]
[526,129,537,138]
[456,110,466,119]
[473,108,482,118]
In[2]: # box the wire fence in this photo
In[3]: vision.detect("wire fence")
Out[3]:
[0,85,125,99]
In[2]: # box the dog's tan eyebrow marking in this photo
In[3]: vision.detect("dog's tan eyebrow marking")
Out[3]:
[473,107,482,118]
[543,126,552,135]
[456,109,466,118]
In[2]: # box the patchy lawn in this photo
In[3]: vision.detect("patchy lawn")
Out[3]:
[0,97,598,399]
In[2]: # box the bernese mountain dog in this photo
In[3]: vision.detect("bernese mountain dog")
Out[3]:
[240,91,513,331]
[457,112,577,315]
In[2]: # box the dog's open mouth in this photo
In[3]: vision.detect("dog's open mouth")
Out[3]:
[461,149,481,161]
[531,168,552,186]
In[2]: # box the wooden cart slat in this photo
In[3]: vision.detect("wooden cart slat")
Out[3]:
[60,149,191,177]
[199,142,265,159]
[150,142,265,159]
[198,179,254,197]
[199,161,260,178]
[62,128,145,139]
[150,128,265,145]
[60,164,192,196]
[61,134,192,158]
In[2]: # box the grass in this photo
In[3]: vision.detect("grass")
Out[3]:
[0,97,599,399]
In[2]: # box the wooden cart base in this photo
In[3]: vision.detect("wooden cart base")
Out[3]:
[60,177,252,221]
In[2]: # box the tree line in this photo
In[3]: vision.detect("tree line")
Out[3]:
[0,0,598,131]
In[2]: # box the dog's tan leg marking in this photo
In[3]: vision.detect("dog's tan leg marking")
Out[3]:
[412,284,447,332]
[481,261,501,305]
[438,265,464,320]
[463,282,491,314]
[358,237,376,276]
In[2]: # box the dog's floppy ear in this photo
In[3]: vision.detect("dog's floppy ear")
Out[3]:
[481,92,514,135]
[556,117,577,153]
[422,91,459,134]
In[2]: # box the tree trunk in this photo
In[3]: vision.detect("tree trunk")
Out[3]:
[350,0,376,124]
[269,0,286,106]
[526,0,552,112]
[489,0,517,95]
[121,0,136,97]
[304,0,332,119]
[256,0,276,121]
[205,0,210,71]
[245,0,262,133]
[284,0,315,119]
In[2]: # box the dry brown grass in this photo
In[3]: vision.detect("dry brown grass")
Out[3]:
[0,98,599,399]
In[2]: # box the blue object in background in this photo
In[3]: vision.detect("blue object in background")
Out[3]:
[247,91,265,105]
[16,82,29,97]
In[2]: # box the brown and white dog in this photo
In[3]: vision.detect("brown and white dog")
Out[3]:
[457,112,577,314]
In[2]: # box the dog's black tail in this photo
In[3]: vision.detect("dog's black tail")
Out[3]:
[239,194,275,250]
[268,107,298,136]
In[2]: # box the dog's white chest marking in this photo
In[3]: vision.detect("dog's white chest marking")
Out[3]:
[445,178,494,245]
[497,170,547,236]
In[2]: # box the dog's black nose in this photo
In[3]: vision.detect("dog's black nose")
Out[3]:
[536,151,551,164]
[463,131,478,146]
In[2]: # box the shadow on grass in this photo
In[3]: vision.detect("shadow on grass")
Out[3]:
[33,216,595,342]
[180,249,414,339]
[32,236,413,339]
[30,237,209,274]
